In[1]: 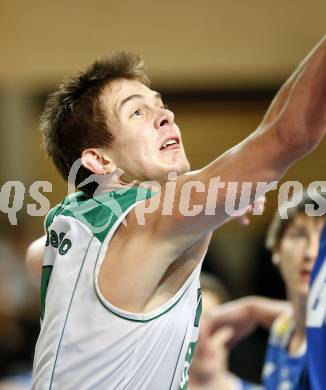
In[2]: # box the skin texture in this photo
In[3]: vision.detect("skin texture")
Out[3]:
[204,213,325,387]
[273,213,325,354]
[27,37,326,314]
[100,80,191,183]
[189,289,238,390]
[274,214,324,301]
[98,36,326,313]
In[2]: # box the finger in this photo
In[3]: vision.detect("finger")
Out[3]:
[237,215,250,226]
[252,195,266,215]
[212,326,235,347]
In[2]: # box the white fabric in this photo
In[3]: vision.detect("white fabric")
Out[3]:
[32,205,203,390]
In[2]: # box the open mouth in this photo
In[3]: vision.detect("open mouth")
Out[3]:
[159,137,180,151]
[300,270,311,281]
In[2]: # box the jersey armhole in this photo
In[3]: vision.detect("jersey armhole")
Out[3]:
[93,201,203,322]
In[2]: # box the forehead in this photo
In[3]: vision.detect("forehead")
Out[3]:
[101,78,157,114]
[286,213,325,233]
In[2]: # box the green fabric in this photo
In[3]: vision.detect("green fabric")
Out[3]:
[45,187,153,242]
[40,187,153,319]
[40,265,53,320]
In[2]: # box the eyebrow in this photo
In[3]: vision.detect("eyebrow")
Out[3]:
[117,92,162,113]
[288,225,307,233]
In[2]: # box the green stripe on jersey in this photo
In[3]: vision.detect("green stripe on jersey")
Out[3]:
[40,265,53,320]
[45,187,152,242]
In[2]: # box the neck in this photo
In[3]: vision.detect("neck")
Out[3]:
[93,172,137,194]
[290,292,306,333]
[189,373,238,390]
[287,289,307,354]
[188,375,216,390]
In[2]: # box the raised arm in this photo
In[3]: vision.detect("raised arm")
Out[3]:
[146,36,326,243]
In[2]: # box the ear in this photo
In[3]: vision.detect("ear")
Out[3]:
[272,251,281,266]
[81,149,116,175]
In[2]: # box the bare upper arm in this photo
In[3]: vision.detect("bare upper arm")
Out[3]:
[26,235,46,285]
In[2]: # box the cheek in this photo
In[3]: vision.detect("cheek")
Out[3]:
[129,133,156,154]
[279,243,299,273]
[279,262,294,283]
[281,239,305,260]
[279,251,303,281]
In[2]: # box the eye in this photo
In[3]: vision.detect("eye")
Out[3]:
[131,109,143,118]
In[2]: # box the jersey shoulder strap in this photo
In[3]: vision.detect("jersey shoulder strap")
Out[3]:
[45,187,152,242]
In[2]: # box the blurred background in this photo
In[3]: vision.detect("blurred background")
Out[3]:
[0,0,325,386]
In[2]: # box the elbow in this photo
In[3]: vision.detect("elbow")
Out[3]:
[273,114,321,163]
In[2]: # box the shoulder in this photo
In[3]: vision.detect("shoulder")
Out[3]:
[264,314,292,363]
[26,235,47,284]
[269,312,294,345]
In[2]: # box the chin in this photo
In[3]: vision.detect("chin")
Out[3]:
[147,159,190,182]
[159,161,190,177]
[176,163,190,175]
[162,152,190,174]
[297,286,309,300]
[174,157,191,174]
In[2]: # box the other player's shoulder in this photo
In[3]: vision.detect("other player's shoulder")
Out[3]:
[269,312,294,347]
[26,235,47,284]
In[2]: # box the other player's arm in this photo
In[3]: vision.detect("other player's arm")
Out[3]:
[26,235,46,285]
[205,296,291,347]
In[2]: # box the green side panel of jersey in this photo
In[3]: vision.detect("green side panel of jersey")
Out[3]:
[179,288,202,389]
[40,265,53,320]
[194,288,202,327]
[179,341,197,390]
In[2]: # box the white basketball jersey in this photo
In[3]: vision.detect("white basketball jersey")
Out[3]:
[32,187,204,390]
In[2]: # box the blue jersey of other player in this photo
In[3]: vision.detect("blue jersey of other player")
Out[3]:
[262,315,307,390]
[306,224,326,390]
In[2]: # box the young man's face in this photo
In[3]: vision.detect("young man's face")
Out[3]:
[101,78,190,183]
[275,213,325,300]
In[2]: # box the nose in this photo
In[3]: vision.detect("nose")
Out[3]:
[154,108,175,129]
[304,234,320,263]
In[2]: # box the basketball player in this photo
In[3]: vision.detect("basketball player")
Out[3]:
[306,221,326,389]
[206,193,325,389]
[263,193,324,389]
[27,37,326,389]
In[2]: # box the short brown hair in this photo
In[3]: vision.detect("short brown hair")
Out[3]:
[266,191,326,250]
[40,52,150,196]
